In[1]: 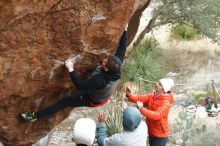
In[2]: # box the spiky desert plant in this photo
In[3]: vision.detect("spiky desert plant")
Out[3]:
[122,39,165,91]
[105,103,123,137]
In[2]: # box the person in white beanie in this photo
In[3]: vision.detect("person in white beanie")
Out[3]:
[159,78,174,93]
[126,78,174,146]
[73,118,96,146]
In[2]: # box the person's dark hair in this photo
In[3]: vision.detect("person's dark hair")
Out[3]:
[106,55,122,72]
[76,144,88,146]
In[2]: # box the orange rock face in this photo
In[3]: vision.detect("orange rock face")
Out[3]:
[0,0,149,145]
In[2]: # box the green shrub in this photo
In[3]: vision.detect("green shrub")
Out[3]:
[171,24,197,40]
[105,104,123,136]
[193,91,212,103]
[95,95,124,137]
[103,95,124,137]
[122,39,165,91]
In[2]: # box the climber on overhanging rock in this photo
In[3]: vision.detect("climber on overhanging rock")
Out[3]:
[19,24,128,122]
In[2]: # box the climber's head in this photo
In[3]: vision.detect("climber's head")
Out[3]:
[102,55,122,72]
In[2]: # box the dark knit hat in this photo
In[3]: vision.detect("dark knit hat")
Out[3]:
[106,55,122,72]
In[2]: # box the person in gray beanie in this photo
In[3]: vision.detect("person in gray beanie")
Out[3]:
[96,107,148,146]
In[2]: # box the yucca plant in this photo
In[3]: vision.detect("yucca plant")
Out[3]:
[92,90,124,137]
[122,39,165,91]
[105,103,123,137]
[103,90,125,137]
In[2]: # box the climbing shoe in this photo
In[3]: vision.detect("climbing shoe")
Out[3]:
[20,112,37,122]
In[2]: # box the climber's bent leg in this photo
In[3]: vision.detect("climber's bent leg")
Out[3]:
[20,90,90,121]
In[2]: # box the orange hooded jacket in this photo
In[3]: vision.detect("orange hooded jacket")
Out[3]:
[127,91,174,138]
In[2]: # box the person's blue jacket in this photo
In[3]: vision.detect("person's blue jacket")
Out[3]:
[96,107,148,146]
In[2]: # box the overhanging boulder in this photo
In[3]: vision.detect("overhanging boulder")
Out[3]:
[0,0,150,145]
